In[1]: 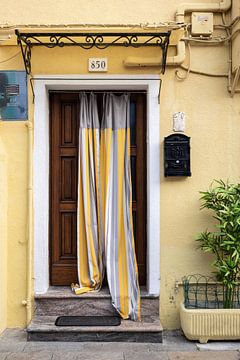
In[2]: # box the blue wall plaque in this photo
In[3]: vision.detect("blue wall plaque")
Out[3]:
[0,71,28,120]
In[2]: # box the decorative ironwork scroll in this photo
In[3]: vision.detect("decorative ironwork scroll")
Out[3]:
[15,30,171,75]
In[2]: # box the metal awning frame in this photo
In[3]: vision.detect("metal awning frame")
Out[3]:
[15,29,171,76]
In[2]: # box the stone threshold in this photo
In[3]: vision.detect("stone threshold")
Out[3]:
[27,315,163,342]
[35,286,159,299]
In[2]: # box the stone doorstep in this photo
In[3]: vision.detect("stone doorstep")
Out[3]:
[35,286,159,299]
[27,315,163,342]
[34,286,159,317]
[30,287,161,343]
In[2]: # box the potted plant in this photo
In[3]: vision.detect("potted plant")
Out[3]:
[180,180,240,343]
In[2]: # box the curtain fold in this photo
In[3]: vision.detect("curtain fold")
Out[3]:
[101,94,140,320]
[76,93,104,294]
[75,92,140,321]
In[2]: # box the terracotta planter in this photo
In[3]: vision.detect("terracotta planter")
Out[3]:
[180,302,240,343]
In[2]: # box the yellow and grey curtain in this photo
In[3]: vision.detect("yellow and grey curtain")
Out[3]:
[75,92,140,321]
[76,93,104,294]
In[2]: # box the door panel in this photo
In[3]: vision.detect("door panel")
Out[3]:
[130,94,147,285]
[61,157,77,201]
[50,93,79,285]
[50,92,146,286]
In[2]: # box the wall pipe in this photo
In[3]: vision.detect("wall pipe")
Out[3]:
[124,40,186,67]
[22,120,33,325]
[0,23,181,31]
[167,41,186,65]
[221,12,232,92]
[180,63,228,76]
[125,1,231,70]
[174,0,231,69]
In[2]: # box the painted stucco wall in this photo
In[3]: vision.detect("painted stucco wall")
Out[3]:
[0,0,211,25]
[160,74,240,328]
[0,135,7,334]
[0,123,28,330]
[0,0,239,330]
[0,48,28,331]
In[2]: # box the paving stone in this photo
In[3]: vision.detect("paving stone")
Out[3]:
[197,342,240,351]
[74,351,124,360]
[156,330,197,352]
[5,351,52,360]
[0,354,9,360]
[0,329,27,352]
[51,351,124,360]
[167,351,240,360]
[51,352,80,360]
[81,342,104,351]
[0,329,26,342]
[23,341,83,352]
[98,342,153,352]
[148,344,197,352]
[95,341,179,353]
[0,343,25,353]
[159,340,197,352]
[124,351,168,360]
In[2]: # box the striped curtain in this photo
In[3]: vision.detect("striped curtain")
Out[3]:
[74,92,140,321]
[76,93,104,294]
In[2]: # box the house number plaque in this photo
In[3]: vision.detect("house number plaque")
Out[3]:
[88,58,108,72]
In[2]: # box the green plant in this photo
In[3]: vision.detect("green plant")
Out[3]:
[196,180,240,308]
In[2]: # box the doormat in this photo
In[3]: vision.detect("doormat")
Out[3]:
[55,316,121,327]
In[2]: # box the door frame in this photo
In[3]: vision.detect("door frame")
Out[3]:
[33,74,161,295]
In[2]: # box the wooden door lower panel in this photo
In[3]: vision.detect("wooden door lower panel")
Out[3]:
[51,264,78,285]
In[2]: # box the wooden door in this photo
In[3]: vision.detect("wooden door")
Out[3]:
[50,93,79,285]
[50,92,146,286]
[130,94,147,285]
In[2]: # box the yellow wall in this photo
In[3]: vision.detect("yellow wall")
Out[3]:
[0,123,28,328]
[0,43,31,329]
[0,0,239,330]
[160,73,240,328]
[0,0,210,25]
[0,135,7,334]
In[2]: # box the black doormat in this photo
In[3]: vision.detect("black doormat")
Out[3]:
[55,316,121,327]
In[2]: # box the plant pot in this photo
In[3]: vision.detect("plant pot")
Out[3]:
[180,302,240,343]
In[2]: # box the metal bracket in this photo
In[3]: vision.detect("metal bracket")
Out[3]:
[16,32,32,76]
[230,66,240,97]
[158,78,162,104]
[15,30,171,76]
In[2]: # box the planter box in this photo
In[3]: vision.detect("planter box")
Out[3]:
[180,302,240,343]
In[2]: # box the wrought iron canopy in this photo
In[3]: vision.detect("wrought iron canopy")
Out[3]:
[15,30,171,75]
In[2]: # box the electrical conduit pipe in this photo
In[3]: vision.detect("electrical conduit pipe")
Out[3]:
[124,40,186,67]
[124,0,231,68]
[22,121,33,325]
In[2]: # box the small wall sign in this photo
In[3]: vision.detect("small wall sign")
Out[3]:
[173,112,185,132]
[88,58,108,72]
[0,71,28,120]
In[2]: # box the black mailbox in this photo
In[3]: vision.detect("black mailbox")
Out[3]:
[164,134,191,177]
